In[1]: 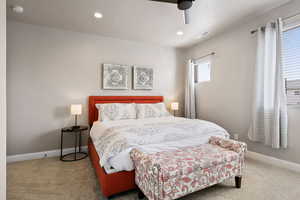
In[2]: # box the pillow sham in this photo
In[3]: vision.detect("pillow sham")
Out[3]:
[136,103,171,119]
[96,103,136,122]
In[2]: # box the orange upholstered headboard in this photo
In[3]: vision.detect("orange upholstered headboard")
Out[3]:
[88,96,164,126]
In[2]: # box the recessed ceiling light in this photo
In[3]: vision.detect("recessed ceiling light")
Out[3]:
[176,31,184,36]
[94,12,103,19]
[11,5,24,14]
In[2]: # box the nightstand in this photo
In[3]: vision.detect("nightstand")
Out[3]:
[60,125,88,162]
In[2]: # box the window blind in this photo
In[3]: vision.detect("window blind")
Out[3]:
[282,26,300,105]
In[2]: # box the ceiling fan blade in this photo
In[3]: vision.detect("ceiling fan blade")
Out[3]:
[149,0,178,4]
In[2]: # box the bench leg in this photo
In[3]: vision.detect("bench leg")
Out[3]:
[235,176,242,188]
[138,189,145,199]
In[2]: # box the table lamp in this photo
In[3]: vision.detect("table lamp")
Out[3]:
[70,104,82,129]
[171,102,179,116]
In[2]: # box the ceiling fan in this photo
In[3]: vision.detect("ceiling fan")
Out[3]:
[149,0,195,24]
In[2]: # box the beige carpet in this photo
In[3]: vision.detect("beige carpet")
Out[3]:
[7,157,300,200]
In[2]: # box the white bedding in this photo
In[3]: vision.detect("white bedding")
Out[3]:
[90,117,229,174]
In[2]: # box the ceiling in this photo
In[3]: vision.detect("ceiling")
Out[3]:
[7,0,291,47]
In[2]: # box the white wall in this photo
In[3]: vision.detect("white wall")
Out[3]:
[183,0,300,164]
[0,0,6,199]
[7,21,185,155]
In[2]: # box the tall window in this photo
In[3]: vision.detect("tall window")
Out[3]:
[194,57,212,83]
[282,26,300,105]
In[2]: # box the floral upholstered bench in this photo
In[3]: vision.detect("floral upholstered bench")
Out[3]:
[130,136,247,200]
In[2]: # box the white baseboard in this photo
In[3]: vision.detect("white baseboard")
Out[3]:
[7,147,300,173]
[246,151,300,173]
[7,146,88,163]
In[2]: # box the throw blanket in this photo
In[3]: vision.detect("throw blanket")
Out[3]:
[90,117,229,173]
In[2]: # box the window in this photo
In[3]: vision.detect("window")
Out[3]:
[282,25,300,105]
[194,59,211,83]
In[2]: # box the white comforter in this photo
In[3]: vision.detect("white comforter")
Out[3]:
[90,117,229,174]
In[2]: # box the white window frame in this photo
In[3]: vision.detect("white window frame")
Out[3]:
[283,14,300,32]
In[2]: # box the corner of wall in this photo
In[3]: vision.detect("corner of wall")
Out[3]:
[0,0,7,199]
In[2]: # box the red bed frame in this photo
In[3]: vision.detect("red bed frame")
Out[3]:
[88,96,164,198]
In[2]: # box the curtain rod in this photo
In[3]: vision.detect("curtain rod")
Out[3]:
[193,52,215,61]
[250,12,300,34]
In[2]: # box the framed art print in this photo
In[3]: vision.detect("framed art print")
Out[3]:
[133,66,153,90]
[103,64,129,90]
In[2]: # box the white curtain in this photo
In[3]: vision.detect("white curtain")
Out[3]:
[185,60,196,119]
[248,18,288,148]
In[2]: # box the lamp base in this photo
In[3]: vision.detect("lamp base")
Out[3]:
[72,115,80,130]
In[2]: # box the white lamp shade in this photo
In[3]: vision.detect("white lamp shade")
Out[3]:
[71,104,82,115]
[171,102,179,111]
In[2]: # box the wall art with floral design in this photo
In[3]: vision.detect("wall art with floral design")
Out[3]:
[103,64,129,90]
[133,66,153,90]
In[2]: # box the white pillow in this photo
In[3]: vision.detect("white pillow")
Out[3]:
[136,103,171,119]
[96,103,136,122]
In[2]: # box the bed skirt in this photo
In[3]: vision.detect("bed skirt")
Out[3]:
[88,137,137,197]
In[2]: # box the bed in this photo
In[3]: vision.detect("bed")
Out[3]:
[88,96,229,198]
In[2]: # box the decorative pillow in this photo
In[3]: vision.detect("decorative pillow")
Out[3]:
[96,103,136,122]
[136,103,171,119]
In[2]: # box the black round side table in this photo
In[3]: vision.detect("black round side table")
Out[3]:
[60,125,89,162]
